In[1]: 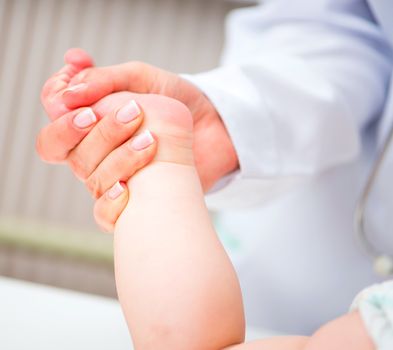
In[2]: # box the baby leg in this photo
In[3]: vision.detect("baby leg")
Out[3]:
[106,93,356,350]
[113,95,245,350]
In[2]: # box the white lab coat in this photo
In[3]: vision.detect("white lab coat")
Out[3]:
[186,0,393,334]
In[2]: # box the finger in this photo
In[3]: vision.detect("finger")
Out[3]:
[94,181,129,233]
[85,130,157,199]
[36,107,98,163]
[67,99,144,181]
[62,61,154,109]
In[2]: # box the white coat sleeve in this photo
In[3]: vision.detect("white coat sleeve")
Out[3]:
[183,0,393,210]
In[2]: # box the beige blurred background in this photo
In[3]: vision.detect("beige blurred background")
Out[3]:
[0,0,254,296]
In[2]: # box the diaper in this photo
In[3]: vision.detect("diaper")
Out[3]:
[350,280,393,350]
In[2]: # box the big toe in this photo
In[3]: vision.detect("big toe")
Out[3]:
[64,48,94,69]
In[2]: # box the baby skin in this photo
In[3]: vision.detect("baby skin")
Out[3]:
[113,95,245,349]
[39,51,375,349]
[111,95,374,350]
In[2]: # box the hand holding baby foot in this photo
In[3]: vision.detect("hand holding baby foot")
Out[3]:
[91,94,194,232]
[37,89,159,231]
[39,57,193,232]
[38,48,237,231]
[57,48,238,191]
[40,58,244,348]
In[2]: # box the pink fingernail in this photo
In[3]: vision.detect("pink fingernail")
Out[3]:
[116,100,141,123]
[107,181,125,200]
[129,130,154,151]
[64,82,87,94]
[73,108,97,128]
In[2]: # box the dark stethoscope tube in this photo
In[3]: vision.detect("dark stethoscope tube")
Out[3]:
[354,121,393,276]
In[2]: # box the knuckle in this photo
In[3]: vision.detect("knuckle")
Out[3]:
[85,173,103,199]
[35,133,59,163]
[67,152,90,181]
[116,147,139,171]
[96,121,116,145]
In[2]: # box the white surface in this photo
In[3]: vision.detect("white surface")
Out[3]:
[0,277,131,350]
[0,277,272,349]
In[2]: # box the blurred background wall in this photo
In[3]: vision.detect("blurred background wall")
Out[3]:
[0,0,255,296]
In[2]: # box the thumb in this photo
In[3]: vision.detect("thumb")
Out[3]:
[94,181,129,233]
[62,61,155,110]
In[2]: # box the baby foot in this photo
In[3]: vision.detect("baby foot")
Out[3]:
[83,91,193,167]
[41,48,94,120]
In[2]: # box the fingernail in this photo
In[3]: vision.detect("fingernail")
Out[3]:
[129,130,154,151]
[116,100,141,123]
[63,82,87,94]
[73,108,97,128]
[107,181,125,200]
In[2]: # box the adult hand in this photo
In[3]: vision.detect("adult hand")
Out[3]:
[38,89,159,232]
[42,48,239,191]
[38,49,238,231]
